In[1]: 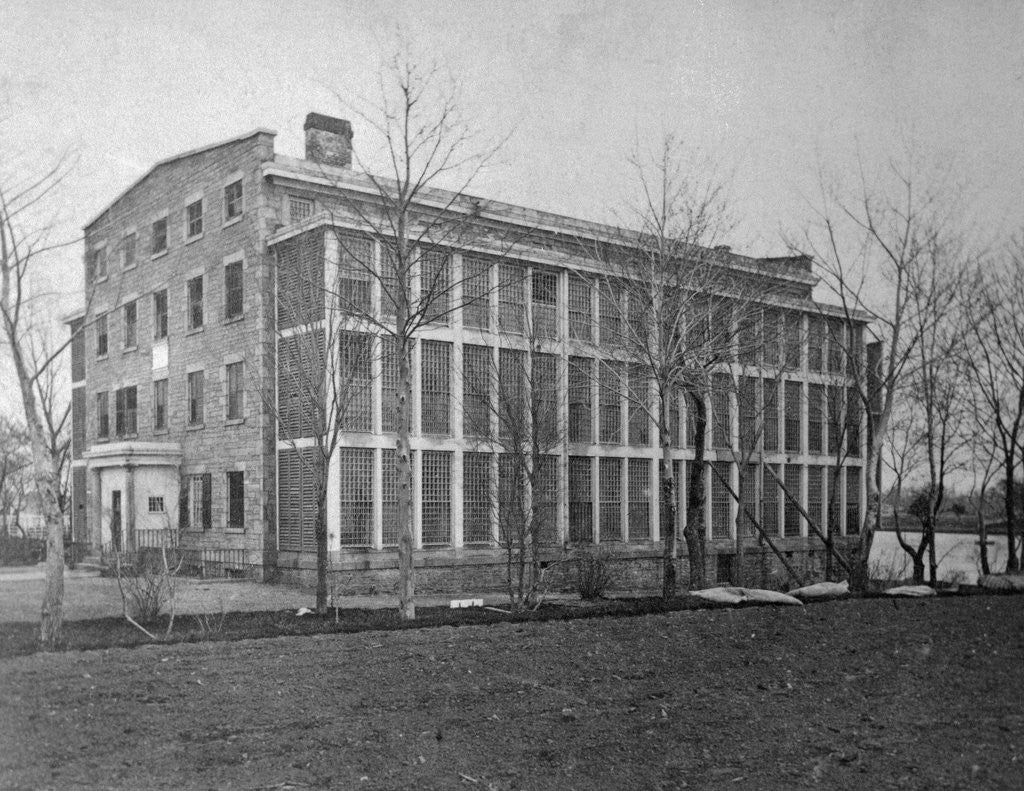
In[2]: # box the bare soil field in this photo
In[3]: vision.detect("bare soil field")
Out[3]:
[1,596,1022,790]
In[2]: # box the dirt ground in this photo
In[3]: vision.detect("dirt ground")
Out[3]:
[1,596,1022,791]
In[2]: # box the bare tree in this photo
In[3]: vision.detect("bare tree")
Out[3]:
[790,152,962,588]
[0,416,31,537]
[961,242,1024,572]
[0,148,80,648]
[585,137,777,594]
[461,294,565,611]
[304,56,505,620]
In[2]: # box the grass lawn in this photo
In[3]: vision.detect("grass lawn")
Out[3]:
[1,596,1021,790]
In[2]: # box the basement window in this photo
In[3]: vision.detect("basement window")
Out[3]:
[148,496,165,514]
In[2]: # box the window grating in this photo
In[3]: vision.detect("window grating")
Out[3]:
[846,386,861,457]
[599,282,622,345]
[740,463,758,536]
[568,356,592,443]
[338,332,372,431]
[846,466,861,535]
[783,463,802,537]
[807,316,823,372]
[660,459,685,537]
[826,466,841,536]
[420,249,450,325]
[827,385,843,456]
[288,195,313,223]
[783,311,802,370]
[422,451,452,545]
[761,463,780,536]
[627,364,649,447]
[462,257,490,330]
[532,352,559,441]
[711,373,731,450]
[738,376,758,453]
[531,269,558,339]
[568,456,593,543]
[599,361,622,444]
[421,341,451,435]
[568,274,592,341]
[381,449,414,546]
[535,455,559,545]
[827,319,845,374]
[628,458,650,540]
[807,465,824,534]
[462,344,491,438]
[710,298,733,361]
[808,383,824,454]
[338,448,373,546]
[463,452,493,544]
[711,462,731,539]
[336,235,372,315]
[381,337,414,434]
[762,378,778,452]
[762,308,781,368]
[738,308,759,365]
[498,263,526,334]
[599,457,622,542]
[498,348,526,440]
[784,381,802,453]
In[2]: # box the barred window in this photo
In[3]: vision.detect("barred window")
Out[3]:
[711,373,732,450]
[628,458,651,541]
[462,344,491,438]
[422,451,452,545]
[338,332,372,431]
[568,356,593,443]
[738,308,759,365]
[381,337,415,434]
[738,376,758,453]
[784,381,802,453]
[686,297,709,352]
[381,449,414,546]
[627,291,649,347]
[288,195,313,223]
[498,263,526,334]
[338,448,373,546]
[846,386,862,457]
[498,348,526,440]
[497,454,521,545]
[710,298,733,361]
[739,462,758,537]
[227,470,245,531]
[783,311,802,370]
[762,308,781,368]
[462,256,491,330]
[599,457,622,542]
[568,456,593,543]
[381,243,399,321]
[783,464,802,537]
[568,274,592,341]
[421,341,451,435]
[463,452,493,544]
[684,391,700,449]
[762,463,780,536]
[666,387,682,448]
[420,249,450,325]
[535,455,559,545]
[807,316,823,372]
[826,466,841,536]
[660,459,685,538]
[531,269,558,339]
[599,361,622,444]
[532,352,559,441]
[148,496,165,514]
[827,319,845,373]
[711,462,731,539]
[827,385,843,456]
[846,466,861,535]
[337,235,373,316]
[807,465,824,534]
[599,282,622,345]
[808,383,824,454]
[762,378,778,452]
[225,260,244,319]
[627,364,649,447]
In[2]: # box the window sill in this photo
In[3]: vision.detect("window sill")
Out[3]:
[96,354,108,362]
[185,233,204,245]
[226,527,245,534]
[151,250,169,261]
[153,428,169,436]
[186,423,205,431]
[223,314,244,325]
[223,215,242,229]
[186,326,204,336]
[123,263,137,272]
[225,417,245,427]
[122,346,137,354]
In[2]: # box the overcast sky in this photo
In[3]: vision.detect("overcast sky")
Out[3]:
[2,0,1023,299]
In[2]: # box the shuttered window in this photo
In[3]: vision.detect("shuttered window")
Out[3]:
[277,448,321,552]
[277,330,325,438]
[276,230,324,329]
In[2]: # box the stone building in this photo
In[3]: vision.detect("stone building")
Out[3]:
[68,113,867,590]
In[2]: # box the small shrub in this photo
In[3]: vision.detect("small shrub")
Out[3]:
[573,548,612,600]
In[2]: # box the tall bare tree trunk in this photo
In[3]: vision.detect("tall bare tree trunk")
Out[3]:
[659,415,677,599]
[683,393,707,590]
[1003,456,1020,573]
[396,333,416,620]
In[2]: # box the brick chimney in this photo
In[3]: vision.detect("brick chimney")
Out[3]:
[304,113,353,168]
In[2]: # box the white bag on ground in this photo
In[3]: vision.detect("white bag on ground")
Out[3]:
[883,585,937,597]
[789,581,849,600]
[690,587,746,605]
[689,587,803,606]
[741,588,804,606]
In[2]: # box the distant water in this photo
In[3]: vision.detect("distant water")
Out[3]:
[869,530,1017,584]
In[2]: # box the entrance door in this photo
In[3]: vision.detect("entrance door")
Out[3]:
[111,490,122,552]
